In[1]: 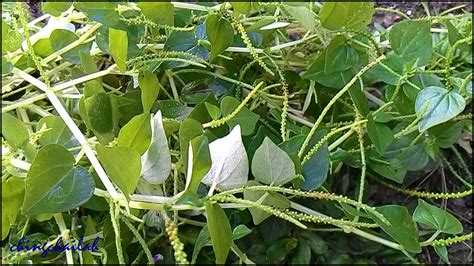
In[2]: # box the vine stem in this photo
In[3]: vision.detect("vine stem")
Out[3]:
[298,54,386,158]
[11,68,121,201]
[53,214,74,264]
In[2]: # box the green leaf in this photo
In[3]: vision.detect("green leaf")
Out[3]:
[81,92,119,144]
[37,116,72,146]
[319,2,375,30]
[205,202,233,264]
[266,237,298,262]
[42,2,72,16]
[206,14,234,62]
[243,181,291,224]
[50,29,92,64]
[389,20,432,66]
[251,137,296,186]
[202,125,249,191]
[191,225,211,264]
[2,176,25,240]
[230,2,251,15]
[413,199,463,235]
[2,56,13,74]
[138,71,160,113]
[415,86,466,132]
[185,135,211,193]
[348,85,369,117]
[2,113,29,148]
[2,20,22,54]
[117,113,152,155]
[205,102,221,120]
[301,131,330,190]
[434,245,450,264]
[367,113,394,155]
[428,121,464,148]
[370,205,421,253]
[140,111,171,184]
[290,238,311,264]
[108,28,128,73]
[96,145,141,196]
[138,2,174,26]
[22,144,95,215]
[74,2,119,27]
[369,157,407,183]
[220,96,259,136]
[179,118,204,173]
[164,31,210,67]
[398,144,429,171]
[232,224,252,240]
[284,5,316,32]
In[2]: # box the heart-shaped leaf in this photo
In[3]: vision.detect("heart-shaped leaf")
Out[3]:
[369,205,421,253]
[415,86,465,132]
[389,20,432,66]
[252,137,296,186]
[413,199,463,235]
[117,113,152,155]
[201,125,249,191]
[206,14,234,61]
[37,116,73,146]
[367,113,394,155]
[22,144,94,215]
[2,113,29,149]
[96,145,141,196]
[140,111,171,184]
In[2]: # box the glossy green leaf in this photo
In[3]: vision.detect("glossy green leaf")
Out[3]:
[138,2,174,26]
[413,199,462,234]
[96,145,141,196]
[205,102,221,120]
[232,224,252,240]
[74,2,119,27]
[434,245,450,264]
[82,92,118,144]
[185,135,211,193]
[42,2,71,16]
[138,71,160,113]
[2,176,25,240]
[389,20,432,66]
[37,116,72,146]
[428,121,464,148]
[164,31,210,67]
[398,144,429,171]
[140,111,171,184]
[206,14,234,62]
[108,28,128,73]
[220,96,259,136]
[252,137,296,186]
[319,2,375,30]
[201,125,249,191]
[415,86,466,132]
[22,144,95,215]
[2,113,29,148]
[348,85,369,117]
[50,29,92,64]
[367,113,394,155]
[117,113,152,155]
[370,205,421,253]
[205,202,233,264]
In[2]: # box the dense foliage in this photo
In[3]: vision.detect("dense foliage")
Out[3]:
[2,2,472,264]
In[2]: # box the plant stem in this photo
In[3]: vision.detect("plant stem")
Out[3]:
[54,214,74,264]
[298,54,386,158]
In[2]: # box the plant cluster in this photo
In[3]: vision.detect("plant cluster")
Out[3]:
[1,2,472,264]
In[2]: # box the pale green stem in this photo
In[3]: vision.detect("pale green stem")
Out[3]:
[54,214,74,264]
